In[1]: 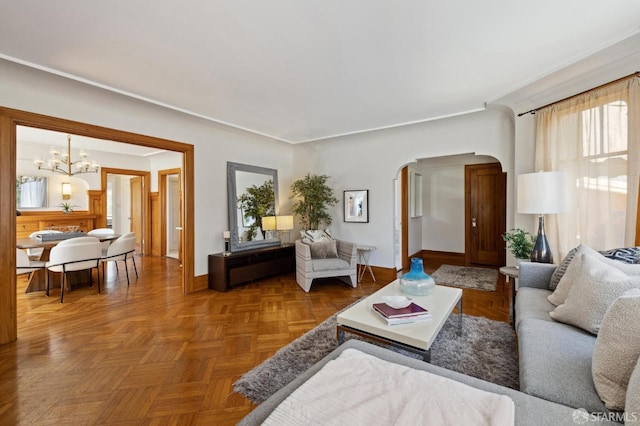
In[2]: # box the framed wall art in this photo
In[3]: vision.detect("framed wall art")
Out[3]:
[344,190,369,223]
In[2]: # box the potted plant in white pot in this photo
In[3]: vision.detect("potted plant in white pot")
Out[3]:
[290,173,338,230]
[502,228,535,268]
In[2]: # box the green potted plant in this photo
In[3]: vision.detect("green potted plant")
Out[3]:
[237,180,275,241]
[502,228,535,268]
[59,201,75,215]
[290,173,339,230]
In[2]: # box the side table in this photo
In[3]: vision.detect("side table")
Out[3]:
[357,245,376,282]
[499,266,519,328]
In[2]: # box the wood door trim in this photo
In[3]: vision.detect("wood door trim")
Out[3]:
[0,114,17,344]
[101,168,151,256]
[401,166,409,271]
[1,106,195,344]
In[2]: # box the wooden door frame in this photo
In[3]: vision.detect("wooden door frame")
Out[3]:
[101,168,151,255]
[158,168,181,257]
[0,106,195,345]
[401,166,409,271]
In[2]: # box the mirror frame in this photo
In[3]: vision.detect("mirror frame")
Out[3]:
[227,161,280,252]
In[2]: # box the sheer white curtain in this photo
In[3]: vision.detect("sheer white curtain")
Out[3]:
[535,76,640,257]
[19,177,47,208]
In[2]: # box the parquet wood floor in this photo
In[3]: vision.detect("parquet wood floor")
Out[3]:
[0,255,509,425]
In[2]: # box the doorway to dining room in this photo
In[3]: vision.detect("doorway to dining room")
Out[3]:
[2,106,196,345]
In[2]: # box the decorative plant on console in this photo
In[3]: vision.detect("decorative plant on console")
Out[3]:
[290,173,338,230]
[502,228,535,267]
[237,180,275,241]
[59,202,75,215]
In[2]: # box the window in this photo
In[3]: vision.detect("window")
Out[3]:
[16,176,48,208]
[535,76,639,255]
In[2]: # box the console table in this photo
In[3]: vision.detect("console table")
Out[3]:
[208,244,295,291]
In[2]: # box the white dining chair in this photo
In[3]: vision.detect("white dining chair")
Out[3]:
[47,240,103,302]
[28,230,63,260]
[16,248,47,286]
[100,232,138,286]
[88,228,115,251]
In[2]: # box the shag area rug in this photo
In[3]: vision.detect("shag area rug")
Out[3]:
[431,264,499,291]
[234,310,518,405]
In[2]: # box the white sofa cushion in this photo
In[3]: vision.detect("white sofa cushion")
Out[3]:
[311,258,350,272]
[548,245,640,306]
[549,253,640,335]
[308,240,338,259]
[301,229,332,244]
[592,289,640,410]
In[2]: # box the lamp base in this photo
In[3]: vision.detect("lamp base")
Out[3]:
[531,216,553,263]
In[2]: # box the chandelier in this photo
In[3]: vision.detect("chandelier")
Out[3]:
[34,135,100,176]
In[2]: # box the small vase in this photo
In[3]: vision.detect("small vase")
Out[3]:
[399,257,435,296]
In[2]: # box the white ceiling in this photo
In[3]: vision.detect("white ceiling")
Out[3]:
[1,1,639,144]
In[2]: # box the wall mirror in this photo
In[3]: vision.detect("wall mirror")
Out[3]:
[16,176,48,208]
[227,162,280,252]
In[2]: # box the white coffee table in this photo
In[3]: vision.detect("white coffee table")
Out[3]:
[336,281,462,362]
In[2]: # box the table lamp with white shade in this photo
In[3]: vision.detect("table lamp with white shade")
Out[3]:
[517,171,568,263]
[276,215,294,244]
[261,216,277,239]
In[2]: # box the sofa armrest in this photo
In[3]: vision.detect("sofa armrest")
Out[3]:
[335,239,357,267]
[518,262,557,289]
[295,240,311,260]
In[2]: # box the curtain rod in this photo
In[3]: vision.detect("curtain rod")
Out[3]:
[517,71,640,117]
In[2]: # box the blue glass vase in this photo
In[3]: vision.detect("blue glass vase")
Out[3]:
[399,257,435,296]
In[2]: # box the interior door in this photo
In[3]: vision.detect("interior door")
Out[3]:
[465,163,506,266]
[130,176,143,249]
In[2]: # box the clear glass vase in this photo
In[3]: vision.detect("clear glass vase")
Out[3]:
[399,257,435,296]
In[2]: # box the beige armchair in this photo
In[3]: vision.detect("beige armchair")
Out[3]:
[295,239,357,292]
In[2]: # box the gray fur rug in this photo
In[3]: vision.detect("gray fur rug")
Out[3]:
[234,311,518,404]
[431,264,499,291]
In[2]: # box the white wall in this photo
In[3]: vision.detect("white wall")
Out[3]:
[421,165,465,252]
[418,154,497,253]
[292,107,515,268]
[149,151,183,191]
[1,59,292,277]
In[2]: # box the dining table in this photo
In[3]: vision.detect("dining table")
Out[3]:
[16,233,121,293]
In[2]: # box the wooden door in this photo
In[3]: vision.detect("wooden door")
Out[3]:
[130,176,143,248]
[465,163,506,266]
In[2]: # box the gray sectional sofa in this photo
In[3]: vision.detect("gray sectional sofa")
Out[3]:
[515,262,612,414]
[239,261,636,425]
